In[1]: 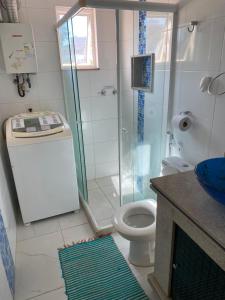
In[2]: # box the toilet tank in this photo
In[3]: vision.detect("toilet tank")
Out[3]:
[161,156,194,176]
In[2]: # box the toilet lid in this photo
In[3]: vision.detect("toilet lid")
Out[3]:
[113,200,156,239]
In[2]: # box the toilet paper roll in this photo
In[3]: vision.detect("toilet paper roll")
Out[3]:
[172,113,192,132]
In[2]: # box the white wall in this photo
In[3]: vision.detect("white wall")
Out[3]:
[0,1,74,298]
[78,9,118,180]
[172,0,225,164]
[0,1,69,122]
[0,140,17,300]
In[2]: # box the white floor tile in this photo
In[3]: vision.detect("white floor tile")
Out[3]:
[102,185,120,209]
[15,232,64,300]
[17,221,36,242]
[97,218,113,227]
[62,224,94,245]
[87,179,98,190]
[88,188,114,221]
[58,210,88,230]
[17,216,61,242]
[96,175,119,188]
[32,288,67,300]
[34,218,61,237]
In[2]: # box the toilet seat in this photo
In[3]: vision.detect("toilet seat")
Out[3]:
[114,200,156,241]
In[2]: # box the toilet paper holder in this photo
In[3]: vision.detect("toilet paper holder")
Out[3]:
[172,111,193,132]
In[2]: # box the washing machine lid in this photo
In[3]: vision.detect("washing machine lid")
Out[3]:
[11,112,64,138]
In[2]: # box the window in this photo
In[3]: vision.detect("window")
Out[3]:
[56,7,99,70]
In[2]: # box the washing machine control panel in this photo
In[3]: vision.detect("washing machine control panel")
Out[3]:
[11,113,64,137]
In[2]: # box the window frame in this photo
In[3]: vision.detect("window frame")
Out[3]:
[56,6,99,71]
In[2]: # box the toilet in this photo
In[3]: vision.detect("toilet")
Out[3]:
[113,200,156,267]
[114,156,194,267]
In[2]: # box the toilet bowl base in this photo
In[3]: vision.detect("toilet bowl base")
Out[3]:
[128,240,153,267]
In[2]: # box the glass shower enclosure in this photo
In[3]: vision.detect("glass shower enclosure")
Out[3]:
[58,20,88,202]
[57,0,176,232]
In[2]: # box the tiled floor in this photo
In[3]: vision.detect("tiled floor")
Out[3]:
[15,209,159,300]
[87,175,120,227]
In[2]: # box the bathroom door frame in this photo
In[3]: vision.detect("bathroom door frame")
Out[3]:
[56,0,178,220]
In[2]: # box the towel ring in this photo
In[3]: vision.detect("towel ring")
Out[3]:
[208,72,225,96]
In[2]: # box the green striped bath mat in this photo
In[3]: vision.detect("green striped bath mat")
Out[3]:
[58,235,149,300]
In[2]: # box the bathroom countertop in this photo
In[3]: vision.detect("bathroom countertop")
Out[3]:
[151,171,225,250]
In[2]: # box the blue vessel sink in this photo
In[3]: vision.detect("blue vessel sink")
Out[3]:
[195,157,225,205]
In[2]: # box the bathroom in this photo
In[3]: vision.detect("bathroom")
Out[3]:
[1,0,225,299]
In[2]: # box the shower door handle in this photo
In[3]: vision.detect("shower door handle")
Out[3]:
[121,128,128,134]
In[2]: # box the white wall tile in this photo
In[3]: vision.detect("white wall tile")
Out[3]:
[0,3,75,297]
[27,8,57,42]
[173,116,212,165]
[18,7,29,23]
[178,0,225,25]
[0,103,27,123]
[0,74,40,103]
[91,96,118,121]
[98,42,117,70]
[95,161,119,178]
[94,141,119,164]
[172,1,225,163]
[36,42,60,72]
[119,10,133,42]
[176,18,225,72]
[89,69,117,97]
[77,72,91,98]
[176,71,216,120]
[144,71,165,105]
[86,164,95,180]
[186,0,225,23]
[96,9,116,42]
[84,144,95,165]
[208,95,225,157]
[82,122,93,145]
[92,119,118,143]
[39,99,65,115]
[119,40,133,71]
[49,0,75,8]
[78,8,118,179]
[37,72,64,100]
[80,97,92,122]
[26,0,52,9]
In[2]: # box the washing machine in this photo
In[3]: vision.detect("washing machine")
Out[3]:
[6,111,80,224]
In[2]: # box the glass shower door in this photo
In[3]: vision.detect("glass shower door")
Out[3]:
[118,10,135,205]
[58,21,88,202]
[119,9,170,204]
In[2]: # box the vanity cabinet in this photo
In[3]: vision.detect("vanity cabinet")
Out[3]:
[148,171,225,300]
[172,226,225,300]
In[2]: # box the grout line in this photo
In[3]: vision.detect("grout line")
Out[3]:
[24,286,65,300]
[16,213,87,244]
[99,185,116,210]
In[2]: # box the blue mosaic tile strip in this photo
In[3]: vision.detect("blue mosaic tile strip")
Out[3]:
[0,211,15,296]
[143,56,151,86]
[137,0,147,193]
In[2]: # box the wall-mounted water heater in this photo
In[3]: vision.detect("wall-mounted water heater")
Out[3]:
[0,23,37,97]
[0,23,37,74]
